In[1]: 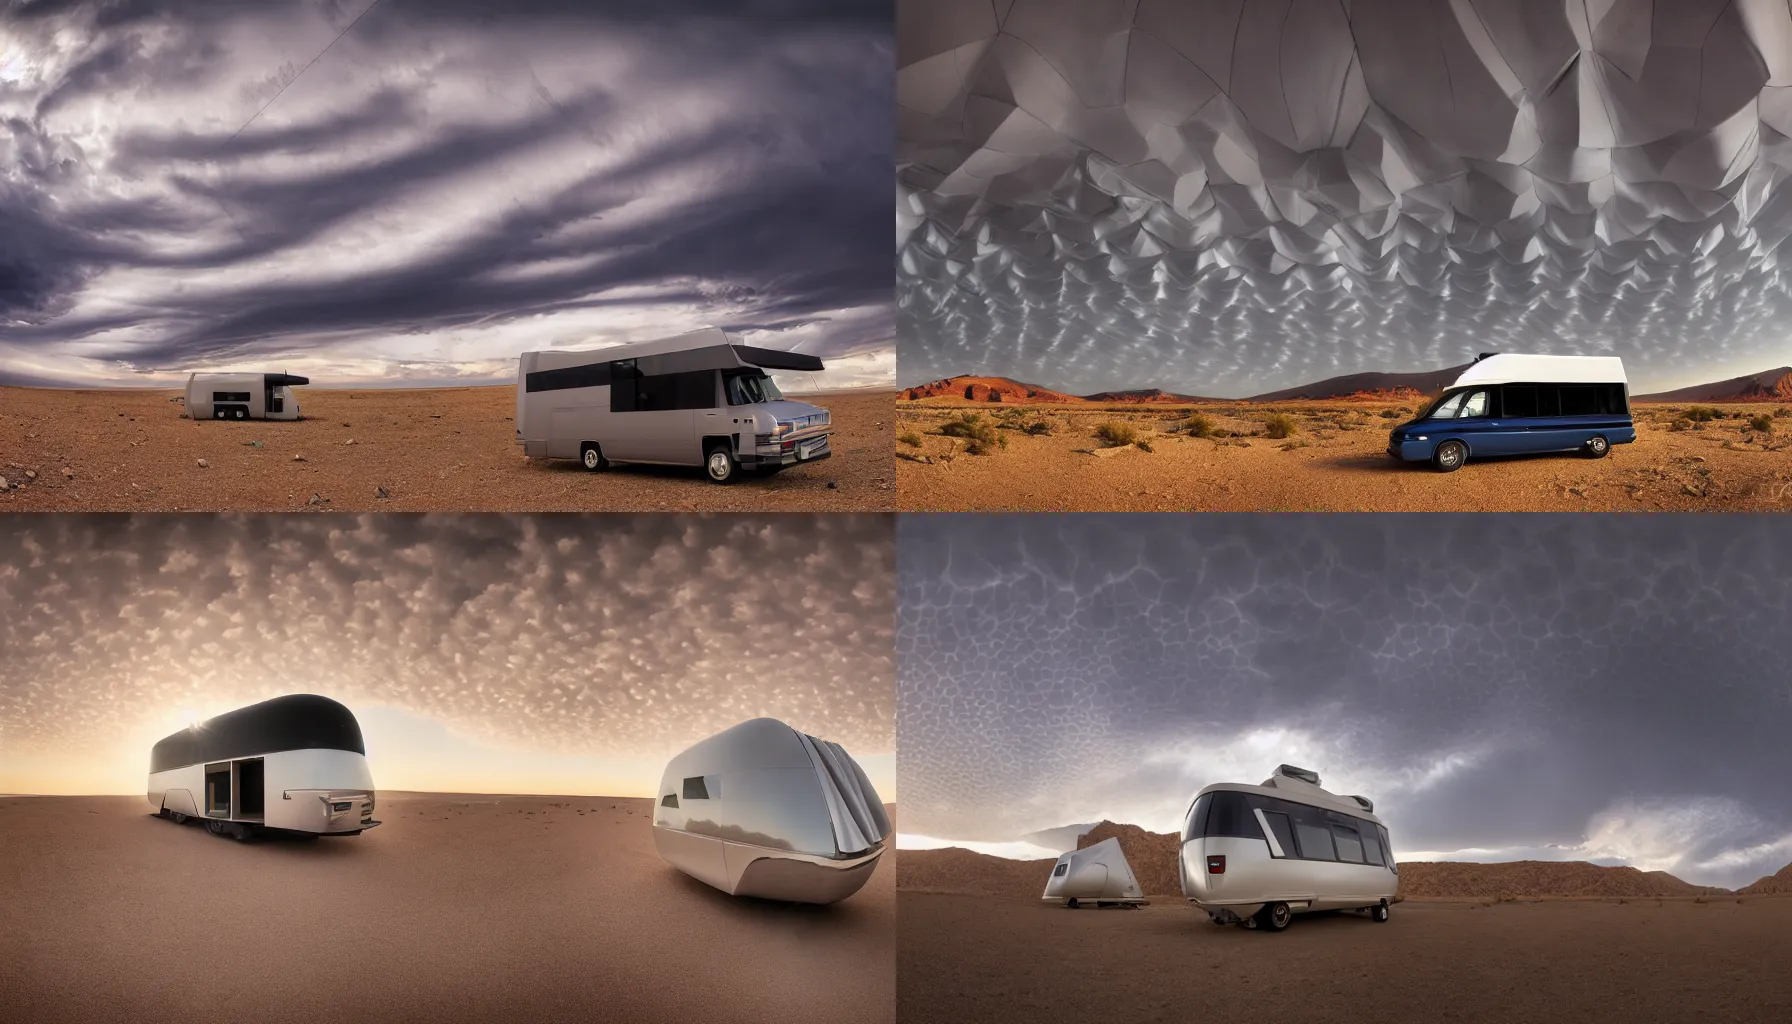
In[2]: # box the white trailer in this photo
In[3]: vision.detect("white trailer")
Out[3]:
[1179,765,1397,931]
[517,328,834,483]
[184,373,309,421]
[652,717,890,904]
[1043,836,1148,908]
[148,694,381,841]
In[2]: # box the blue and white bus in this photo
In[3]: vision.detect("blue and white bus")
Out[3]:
[1387,353,1635,472]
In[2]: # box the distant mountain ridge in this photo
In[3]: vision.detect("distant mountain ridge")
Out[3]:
[1634,367,1792,402]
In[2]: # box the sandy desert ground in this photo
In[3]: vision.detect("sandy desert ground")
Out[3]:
[0,386,895,512]
[898,892,1792,1024]
[0,794,893,1024]
[895,400,1792,511]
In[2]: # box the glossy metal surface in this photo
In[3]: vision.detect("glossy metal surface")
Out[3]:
[1041,837,1146,904]
[652,717,890,904]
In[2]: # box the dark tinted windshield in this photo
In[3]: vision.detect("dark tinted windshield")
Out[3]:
[725,372,783,405]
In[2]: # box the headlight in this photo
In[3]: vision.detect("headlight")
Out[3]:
[771,421,793,437]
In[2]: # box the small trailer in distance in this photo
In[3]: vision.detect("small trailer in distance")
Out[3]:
[148,694,381,841]
[517,328,835,483]
[184,372,310,421]
[1043,836,1148,908]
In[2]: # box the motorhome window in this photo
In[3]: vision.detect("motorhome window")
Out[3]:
[660,794,678,808]
[1052,863,1068,877]
[1260,810,1296,858]
[1429,392,1465,419]
[1332,823,1366,863]
[630,370,715,412]
[1607,383,1629,415]
[1558,385,1599,416]
[268,389,283,414]
[1289,805,1338,860]
[1501,384,1539,418]
[1360,821,1384,866]
[681,777,710,800]
[609,360,640,412]
[1203,791,1261,839]
[1184,793,1213,841]
[212,391,251,403]
[725,373,784,405]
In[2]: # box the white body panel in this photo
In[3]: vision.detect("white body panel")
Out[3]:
[1450,354,1626,389]
[148,747,376,835]
[1042,836,1146,903]
[183,373,302,421]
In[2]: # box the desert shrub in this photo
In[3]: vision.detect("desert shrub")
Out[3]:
[1184,412,1217,438]
[1670,418,1692,432]
[1750,414,1774,433]
[1262,413,1297,439]
[1379,409,1399,419]
[1776,407,1791,418]
[1093,421,1138,448]
[1022,420,1052,436]
[938,413,1005,455]
[1685,405,1718,422]
[898,431,923,448]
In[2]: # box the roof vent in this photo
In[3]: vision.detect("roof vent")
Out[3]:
[1349,795,1374,812]
[1272,764,1321,786]
[1474,352,1498,362]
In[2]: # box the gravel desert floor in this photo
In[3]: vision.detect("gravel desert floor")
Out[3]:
[895,401,1792,511]
[0,386,895,512]
[898,892,1792,1024]
[0,795,893,1024]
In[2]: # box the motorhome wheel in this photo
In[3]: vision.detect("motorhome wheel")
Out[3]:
[213,409,226,420]
[232,408,247,420]
[1066,898,1079,909]
[704,445,738,484]
[1257,901,1291,931]
[170,811,187,824]
[579,443,607,472]
[206,820,225,836]
[1584,435,1609,459]
[1372,903,1390,922]
[1431,440,1466,473]
[231,823,254,842]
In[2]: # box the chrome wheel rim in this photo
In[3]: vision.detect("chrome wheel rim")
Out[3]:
[583,448,599,469]
[1440,445,1460,467]
[707,452,729,479]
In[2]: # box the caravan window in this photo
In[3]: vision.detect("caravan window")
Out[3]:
[1360,821,1384,866]
[1332,823,1366,863]
[1052,863,1068,877]
[1501,385,1539,418]
[681,776,710,800]
[1558,385,1598,416]
[1184,793,1212,841]
[1203,791,1261,839]
[1260,810,1296,858]
[1289,805,1338,861]
[610,360,640,412]
[725,373,784,405]
[634,370,716,412]
[660,794,678,808]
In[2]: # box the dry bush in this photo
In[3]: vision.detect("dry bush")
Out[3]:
[1262,413,1298,439]
[1749,414,1774,433]
[1184,412,1217,438]
[1093,421,1139,448]
[1670,418,1692,432]
[938,413,1005,455]
[898,431,923,448]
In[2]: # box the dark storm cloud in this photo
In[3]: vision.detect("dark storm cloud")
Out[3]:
[897,0,1792,396]
[0,513,894,757]
[0,0,893,384]
[898,514,1792,888]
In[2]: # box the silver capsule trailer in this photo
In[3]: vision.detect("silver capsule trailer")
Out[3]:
[148,694,381,841]
[183,372,309,420]
[1042,836,1147,908]
[516,328,834,484]
[652,717,890,904]
[1178,765,1396,931]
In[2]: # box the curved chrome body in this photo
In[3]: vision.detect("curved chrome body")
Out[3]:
[1042,836,1145,904]
[1178,768,1396,926]
[652,717,890,904]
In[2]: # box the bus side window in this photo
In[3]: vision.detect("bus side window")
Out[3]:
[610,360,639,412]
[1458,390,1490,418]
[1501,384,1539,418]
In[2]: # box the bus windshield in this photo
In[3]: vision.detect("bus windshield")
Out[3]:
[725,373,783,405]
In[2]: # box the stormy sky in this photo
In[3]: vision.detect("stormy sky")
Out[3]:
[0,0,893,389]
[898,0,1792,397]
[0,513,895,798]
[898,514,1792,890]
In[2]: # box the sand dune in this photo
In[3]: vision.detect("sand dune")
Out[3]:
[1396,860,1728,899]
[0,794,893,1024]
[1741,863,1792,894]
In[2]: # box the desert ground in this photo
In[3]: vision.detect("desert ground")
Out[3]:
[895,399,1792,511]
[0,794,893,1024]
[897,892,1792,1024]
[0,385,895,512]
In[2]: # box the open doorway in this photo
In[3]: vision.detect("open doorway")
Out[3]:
[204,762,231,817]
[237,758,265,819]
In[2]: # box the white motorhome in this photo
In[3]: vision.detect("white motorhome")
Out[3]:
[1042,836,1147,908]
[516,328,834,483]
[148,694,380,841]
[184,372,309,420]
[652,718,890,904]
[1178,765,1397,931]
[1387,353,1635,471]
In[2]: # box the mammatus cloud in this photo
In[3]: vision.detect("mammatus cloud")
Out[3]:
[0,513,895,772]
[0,0,893,388]
[897,514,1792,889]
[897,0,1792,396]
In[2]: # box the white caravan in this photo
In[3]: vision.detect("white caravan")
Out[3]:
[652,718,890,904]
[1178,765,1397,931]
[184,372,309,420]
[1042,836,1147,908]
[516,328,834,483]
[148,694,380,841]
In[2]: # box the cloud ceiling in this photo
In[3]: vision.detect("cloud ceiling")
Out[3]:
[898,514,1792,888]
[0,513,895,761]
[898,0,1792,396]
[0,0,893,387]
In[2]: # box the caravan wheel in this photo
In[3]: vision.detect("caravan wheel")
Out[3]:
[1066,898,1080,909]
[1431,440,1467,472]
[1584,435,1609,459]
[213,409,226,420]
[232,408,247,420]
[171,811,188,825]
[704,444,739,484]
[1256,901,1291,932]
[1371,903,1390,923]
[580,443,608,472]
[231,823,254,842]
[206,820,226,836]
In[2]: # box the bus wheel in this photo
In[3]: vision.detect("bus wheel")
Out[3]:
[233,408,247,420]
[1431,440,1467,473]
[579,443,607,472]
[1584,435,1609,459]
[1066,898,1079,909]
[704,444,738,484]
[206,820,225,836]
[232,824,254,842]
[171,811,188,825]
[1256,901,1292,932]
[213,409,226,420]
[1371,902,1390,922]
